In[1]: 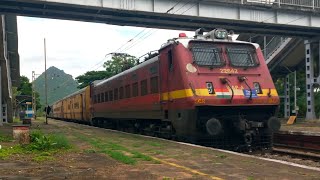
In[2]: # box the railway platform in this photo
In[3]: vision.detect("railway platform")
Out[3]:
[280,120,320,135]
[1,119,320,179]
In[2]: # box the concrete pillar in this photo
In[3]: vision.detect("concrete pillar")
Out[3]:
[304,40,317,120]
[284,75,290,118]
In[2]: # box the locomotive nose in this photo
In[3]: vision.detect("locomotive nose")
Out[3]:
[267,116,281,132]
[206,118,223,136]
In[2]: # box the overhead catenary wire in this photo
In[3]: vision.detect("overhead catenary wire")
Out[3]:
[118,0,196,55]
[93,0,196,70]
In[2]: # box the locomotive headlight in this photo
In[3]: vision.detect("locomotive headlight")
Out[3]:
[206,82,215,94]
[214,29,228,39]
[253,82,262,94]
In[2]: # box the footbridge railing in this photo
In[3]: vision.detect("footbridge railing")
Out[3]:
[264,37,293,64]
[244,0,320,9]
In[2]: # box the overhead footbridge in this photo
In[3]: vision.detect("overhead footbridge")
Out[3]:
[0,0,320,37]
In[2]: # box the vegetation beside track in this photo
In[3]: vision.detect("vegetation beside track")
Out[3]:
[0,129,72,162]
[77,134,158,165]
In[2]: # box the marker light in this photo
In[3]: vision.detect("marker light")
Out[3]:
[206,82,215,94]
[253,82,262,94]
[179,33,187,38]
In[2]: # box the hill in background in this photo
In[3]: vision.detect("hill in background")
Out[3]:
[34,66,79,105]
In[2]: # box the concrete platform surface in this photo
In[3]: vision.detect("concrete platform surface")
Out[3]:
[0,119,319,179]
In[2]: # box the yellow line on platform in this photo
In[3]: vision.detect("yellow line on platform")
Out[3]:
[151,157,224,180]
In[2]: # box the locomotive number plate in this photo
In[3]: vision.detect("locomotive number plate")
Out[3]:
[220,68,238,74]
[195,98,206,104]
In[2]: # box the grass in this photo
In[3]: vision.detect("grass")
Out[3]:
[76,134,157,165]
[0,146,24,160]
[0,135,13,142]
[0,130,71,161]
[217,154,227,159]
[146,141,162,147]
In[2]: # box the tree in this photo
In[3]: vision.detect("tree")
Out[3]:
[103,53,138,75]
[17,76,32,95]
[76,53,138,89]
[14,76,41,110]
[76,71,112,89]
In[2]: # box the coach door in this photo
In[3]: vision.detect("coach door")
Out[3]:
[80,94,84,121]
[159,47,174,120]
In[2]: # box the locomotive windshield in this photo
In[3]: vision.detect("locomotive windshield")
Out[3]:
[190,43,224,67]
[226,45,259,68]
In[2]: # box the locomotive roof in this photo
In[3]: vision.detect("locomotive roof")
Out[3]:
[160,38,260,51]
[94,56,159,87]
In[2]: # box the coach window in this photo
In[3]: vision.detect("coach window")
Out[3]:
[150,76,159,93]
[105,92,108,102]
[109,90,113,101]
[119,87,124,99]
[141,79,148,96]
[125,85,131,98]
[133,82,138,97]
[114,88,119,101]
[97,93,101,103]
[101,93,105,102]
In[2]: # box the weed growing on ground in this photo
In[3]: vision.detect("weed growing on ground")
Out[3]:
[0,135,13,142]
[0,146,24,159]
[163,177,176,180]
[27,130,71,151]
[0,130,71,161]
[84,149,96,154]
[247,176,255,180]
[76,134,157,165]
[217,154,227,159]
[147,141,162,147]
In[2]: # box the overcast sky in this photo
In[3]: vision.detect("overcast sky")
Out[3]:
[17,16,194,81]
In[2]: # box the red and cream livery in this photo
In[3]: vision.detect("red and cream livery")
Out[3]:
[52,28,280,150]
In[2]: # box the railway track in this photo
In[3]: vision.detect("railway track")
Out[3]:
[273,131,320,161]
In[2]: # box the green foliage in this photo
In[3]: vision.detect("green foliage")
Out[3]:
[76,53,138,90]
[101,149,137,165]
[27,130,71,151]
[103,53,138,75]
[34,66,78,105]
[15,76,42,110]
[0,135,13,142]
[217,154,227,159]
[274,64,320,118]
[76,71,111,89]
[17,76,32,95]
[77,135,155,165]
[0,146,24,160]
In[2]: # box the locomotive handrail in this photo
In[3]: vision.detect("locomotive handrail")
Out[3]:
[220,78,234,102]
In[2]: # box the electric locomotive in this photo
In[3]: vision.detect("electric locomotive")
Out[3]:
[52,28,280,150]
[90,28,280,150]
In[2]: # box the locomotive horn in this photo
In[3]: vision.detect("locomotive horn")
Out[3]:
[267,116,281,132]
[206,118,223,136]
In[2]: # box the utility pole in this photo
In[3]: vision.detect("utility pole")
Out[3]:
[32,71,36,120]
[44,38,48,124]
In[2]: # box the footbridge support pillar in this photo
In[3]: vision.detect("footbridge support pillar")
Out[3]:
[304,40,320,120]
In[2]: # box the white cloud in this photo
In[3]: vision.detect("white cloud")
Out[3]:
[18,16,193,81]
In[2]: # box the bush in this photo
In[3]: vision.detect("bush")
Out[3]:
[28,130,71,151]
